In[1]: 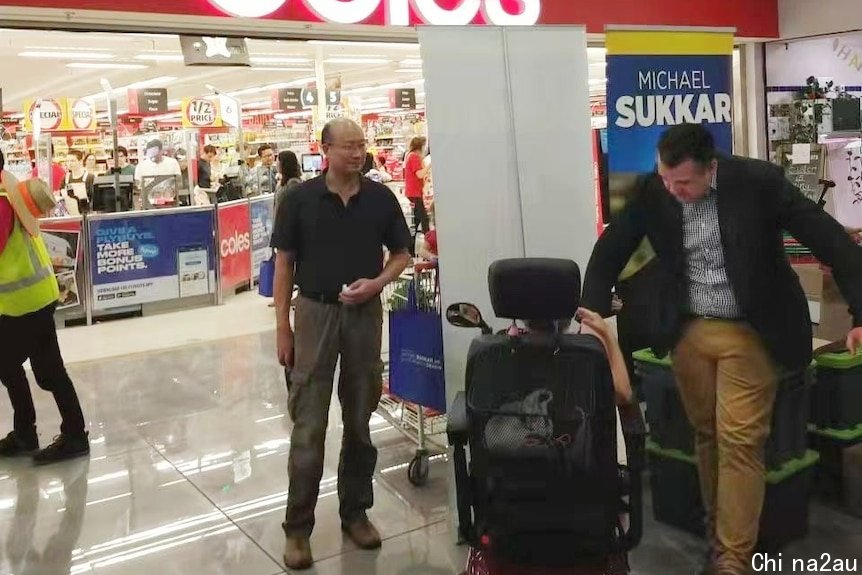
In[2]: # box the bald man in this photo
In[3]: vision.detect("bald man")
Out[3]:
[270,118,412,569]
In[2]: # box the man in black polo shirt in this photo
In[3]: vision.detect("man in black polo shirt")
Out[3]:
[270,118,411,570]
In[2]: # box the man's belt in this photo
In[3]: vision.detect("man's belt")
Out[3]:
[300,290,342,305]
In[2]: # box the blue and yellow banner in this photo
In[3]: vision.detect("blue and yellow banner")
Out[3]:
[606,29,734,176]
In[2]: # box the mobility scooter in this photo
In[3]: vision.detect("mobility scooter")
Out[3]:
[446,258,646,575]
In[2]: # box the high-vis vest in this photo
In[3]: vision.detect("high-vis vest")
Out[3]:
[0,191,59,317]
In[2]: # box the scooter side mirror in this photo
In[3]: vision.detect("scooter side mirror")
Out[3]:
[446,302,493,334]
[446,303,483,328]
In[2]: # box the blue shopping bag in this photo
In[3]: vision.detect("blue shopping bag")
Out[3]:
[389,283,446,413]
[258,257,275,297]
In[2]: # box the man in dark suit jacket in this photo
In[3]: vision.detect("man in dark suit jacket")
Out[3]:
[582,124,862,575]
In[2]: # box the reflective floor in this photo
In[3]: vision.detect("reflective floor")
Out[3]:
[1,328,860,575]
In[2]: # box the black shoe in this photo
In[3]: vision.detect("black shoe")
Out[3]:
[33,433,90,465]
[0,430,39,457]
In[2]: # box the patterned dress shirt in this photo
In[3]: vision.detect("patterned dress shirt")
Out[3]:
[681,168,743,319]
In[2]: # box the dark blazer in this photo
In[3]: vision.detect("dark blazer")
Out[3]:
[581,154,862,370]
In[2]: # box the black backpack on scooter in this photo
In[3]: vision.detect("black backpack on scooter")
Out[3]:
[447,258,645,570]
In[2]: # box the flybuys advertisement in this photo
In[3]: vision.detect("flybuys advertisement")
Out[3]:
[249,197,275,281]
[606,30,734,176]
[89,211,215,310]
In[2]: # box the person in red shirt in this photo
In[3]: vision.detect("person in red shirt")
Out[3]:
[31,162,66,195]
[403,136,430,234]
[418,228,438,261]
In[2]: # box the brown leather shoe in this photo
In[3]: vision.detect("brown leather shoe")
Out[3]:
[283,536,313,570]
[342,519,382,550]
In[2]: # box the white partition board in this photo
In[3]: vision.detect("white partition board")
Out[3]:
[419,27,526,405]
[420,26,594,403]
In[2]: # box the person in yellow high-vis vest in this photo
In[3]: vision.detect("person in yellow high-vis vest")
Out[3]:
[0,151,89,464]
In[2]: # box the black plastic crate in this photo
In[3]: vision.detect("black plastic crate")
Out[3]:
[634,352,694,454]
[807,424,862,505]
[634,350,813,470]
[813,351,862,430]
[647,441,819,551]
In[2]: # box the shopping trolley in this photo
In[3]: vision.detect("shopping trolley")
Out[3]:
[378,261,448,486]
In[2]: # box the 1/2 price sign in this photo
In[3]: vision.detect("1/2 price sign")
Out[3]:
[182,97,223,128]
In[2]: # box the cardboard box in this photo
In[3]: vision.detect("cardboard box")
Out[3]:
[791,264,853,342]
[792,263,824,302]
[818,270,854,342]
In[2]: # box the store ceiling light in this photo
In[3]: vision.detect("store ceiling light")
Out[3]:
[274,111,312,120]
[325,57,390,65]
[134,54,185,62]
[249,56,311,64]
[128,76,177,89]
[308,41,418,50]
[263,82,295,90]
[251,67,315,72]
[400,59,423,67]
[20,50,115,60]
[67,62,148,70]
[80,76,176,102]
[395,69,423,74]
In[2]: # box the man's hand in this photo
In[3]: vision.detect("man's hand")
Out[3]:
[846,327,862,356]
[339,278,384,306]
[277,327,294,368]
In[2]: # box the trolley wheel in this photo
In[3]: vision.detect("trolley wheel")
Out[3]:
[408,453,430,486]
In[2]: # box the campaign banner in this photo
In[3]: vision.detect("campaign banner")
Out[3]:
[89,210,216,310]
[249,196,275,281]
[218,200,252,292]
[41,217,84,311]
[606,29,734,179]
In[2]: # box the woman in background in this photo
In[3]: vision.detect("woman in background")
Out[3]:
[269,150,303,309]
[274,150,302,214]
[404,136,430,234]
[83,153,97,175]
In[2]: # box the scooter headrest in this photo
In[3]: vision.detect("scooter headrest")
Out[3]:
[488,258,581,321]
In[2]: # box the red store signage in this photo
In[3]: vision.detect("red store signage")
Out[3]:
[0,0,779,37]
[217,200,252,292]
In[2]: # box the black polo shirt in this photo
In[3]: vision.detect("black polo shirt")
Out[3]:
[270,173,411,295]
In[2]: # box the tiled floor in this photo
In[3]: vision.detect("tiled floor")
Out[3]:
[1,303,860,574]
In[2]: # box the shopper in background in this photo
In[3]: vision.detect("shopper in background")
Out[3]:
[83,153,97,175]
[64,150,94,215]
[581,123,862,575]
[362,153,392,184]
[361,152,374,176]
[404,136,430,234]
[0,150,90,465]
[116,146,137,177]
[30,158,66,197]
[274,150,302,215]
[197,145,217,190]
[134,139,182,190]
[271,118,411,570]
[248,143,277,197]
[417,227,438,261]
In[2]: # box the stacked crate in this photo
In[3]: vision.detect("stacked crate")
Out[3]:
[809,349,862,516]
[634,349,819,550]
